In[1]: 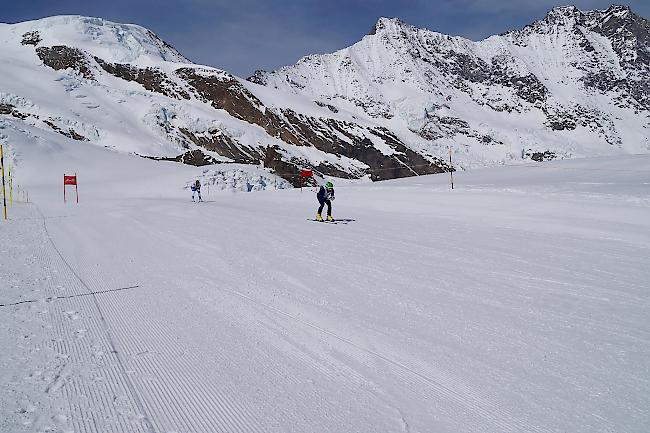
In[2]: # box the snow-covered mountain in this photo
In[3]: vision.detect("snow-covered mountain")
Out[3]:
[251,5,650,166]
[1,6,649,188]
[0,16,449,186]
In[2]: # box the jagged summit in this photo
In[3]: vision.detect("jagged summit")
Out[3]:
[538,5,585,27]
[601,4,633,18]
[543,4,632,19]
[369,17,409,35]
[508,5,648,66]
[1,15,189,65]
[532,4,638,29]
[546,5,581,17]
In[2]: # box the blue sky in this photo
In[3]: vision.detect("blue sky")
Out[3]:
[3,1,649,76]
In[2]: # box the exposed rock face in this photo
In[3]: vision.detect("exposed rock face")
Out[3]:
[179,128,262,164]
[279,111,446,180]
[0,103,29,120]
[262,146,307,187]
[175,68,305,146]
[21,31,41,46]
[94,58,190,100]
[524,150,556,162]
[140,149,218,166]
[174,67,449,181]
[36,46,95,80]
[43,119,89,141]
[314,101,339,113]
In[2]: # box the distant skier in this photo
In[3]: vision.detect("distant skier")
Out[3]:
[316,181,335,222]
[191,180,202,202]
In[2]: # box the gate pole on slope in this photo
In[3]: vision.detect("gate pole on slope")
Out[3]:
[8,163,12,206]
[63,174,79,204]
[449,146,454,190]
[1,144,6,220]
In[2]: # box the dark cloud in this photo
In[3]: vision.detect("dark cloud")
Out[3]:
[3,1,649,76]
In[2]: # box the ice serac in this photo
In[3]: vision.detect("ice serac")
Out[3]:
[252,5,650,166]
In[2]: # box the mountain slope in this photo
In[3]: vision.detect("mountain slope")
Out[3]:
[2,6,649,189]
[0,16,448,187]
[251,5,650,167]
[3,154,650,433]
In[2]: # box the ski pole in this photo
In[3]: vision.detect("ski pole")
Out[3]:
[449,147,454,190]
[0,144,6,220]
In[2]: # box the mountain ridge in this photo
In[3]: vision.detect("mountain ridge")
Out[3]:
[1,14,453,185]
[1,5,649,188]
[250,4,649,166]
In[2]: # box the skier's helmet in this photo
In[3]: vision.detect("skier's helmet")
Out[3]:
[325,181,333,189]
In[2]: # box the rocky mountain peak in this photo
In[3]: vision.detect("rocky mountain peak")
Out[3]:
[587,4,636,28]
[369,17,409,35]
[535,5,584,28]
[601,4,633,18]
[546,5,582,18]
[585,5,650,65]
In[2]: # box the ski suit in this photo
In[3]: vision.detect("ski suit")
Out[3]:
[191,180,202,201]
[317,185,334,216]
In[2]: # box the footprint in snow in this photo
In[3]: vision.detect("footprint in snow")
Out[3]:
[17,401,36,414]
[64,310,80,320]
[52,413,68,424]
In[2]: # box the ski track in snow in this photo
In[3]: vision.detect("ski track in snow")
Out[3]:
[37,208,153,433]
[37,206,268,433]
[2,155,650,432]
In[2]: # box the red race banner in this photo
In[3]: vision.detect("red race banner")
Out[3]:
[63,174,79,203]
[300,169,313,178]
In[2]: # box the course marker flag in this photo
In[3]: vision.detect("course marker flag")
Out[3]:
[64,174,79,203]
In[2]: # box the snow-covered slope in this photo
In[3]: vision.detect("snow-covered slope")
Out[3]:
[251,5,650,167]
[2,154,649,433]
[2,15,190,65]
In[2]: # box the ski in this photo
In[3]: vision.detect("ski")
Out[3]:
[306,219,348,224]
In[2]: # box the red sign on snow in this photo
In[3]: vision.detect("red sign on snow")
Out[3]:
[63,174,79,203]
[300,169,313,178]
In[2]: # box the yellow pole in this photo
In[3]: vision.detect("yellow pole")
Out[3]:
[1,144,6,220]
[8,163,12,206]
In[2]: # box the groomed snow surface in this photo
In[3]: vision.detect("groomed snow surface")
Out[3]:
[1,154,650,433]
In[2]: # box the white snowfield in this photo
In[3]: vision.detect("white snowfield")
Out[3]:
[1,148,649,433]
[0,15,190,66]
